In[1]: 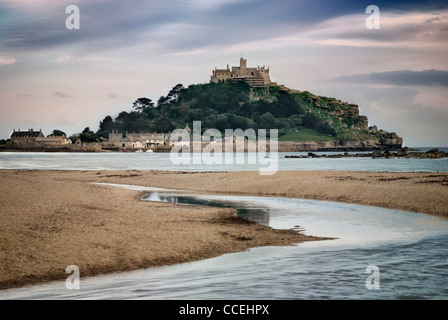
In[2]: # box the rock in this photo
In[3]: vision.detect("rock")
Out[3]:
[308,152,320,158]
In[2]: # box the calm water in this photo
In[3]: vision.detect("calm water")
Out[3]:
[0,149,447,172]
[1,188,447,300]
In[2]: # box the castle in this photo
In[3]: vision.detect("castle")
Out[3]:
[210,57,273,93]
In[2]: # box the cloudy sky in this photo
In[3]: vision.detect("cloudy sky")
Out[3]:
[1,0,447,146]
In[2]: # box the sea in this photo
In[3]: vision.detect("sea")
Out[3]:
[0,148,447,172]
[0,149,447,300]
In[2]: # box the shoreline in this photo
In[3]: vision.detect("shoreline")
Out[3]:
[1,169,447,290]
[62,169,448,216]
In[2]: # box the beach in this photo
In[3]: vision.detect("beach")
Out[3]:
[1,169,447,289]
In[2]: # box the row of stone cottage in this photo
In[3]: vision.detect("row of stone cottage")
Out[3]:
[106,130,172,149]
[8,129,173,150]
[8,126,249,151]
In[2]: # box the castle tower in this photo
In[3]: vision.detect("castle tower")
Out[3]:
[240,57,247,71]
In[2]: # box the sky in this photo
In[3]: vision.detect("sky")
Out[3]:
[0,0,447,147]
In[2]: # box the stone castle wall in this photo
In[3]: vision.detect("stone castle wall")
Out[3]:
[211,57,271,89]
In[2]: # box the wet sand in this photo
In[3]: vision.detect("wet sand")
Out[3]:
[72,170,448,216]
[1,169,447,289]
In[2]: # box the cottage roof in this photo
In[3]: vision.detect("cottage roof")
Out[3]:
[10,129,44,139]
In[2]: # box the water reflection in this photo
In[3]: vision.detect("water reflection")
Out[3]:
[141,191,448,248]
[141,192,271,226]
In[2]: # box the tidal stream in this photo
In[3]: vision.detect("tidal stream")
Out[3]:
[1,185,447,300]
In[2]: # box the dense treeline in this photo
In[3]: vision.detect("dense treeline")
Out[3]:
[80,82,336,142]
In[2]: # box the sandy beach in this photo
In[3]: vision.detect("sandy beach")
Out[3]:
[1,169,447,289]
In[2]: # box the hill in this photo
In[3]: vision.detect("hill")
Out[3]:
[92,81,403,151]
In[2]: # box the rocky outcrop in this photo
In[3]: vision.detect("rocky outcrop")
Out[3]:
[285,148,447,159]
[292,90,404,150]
[278,136,403,152]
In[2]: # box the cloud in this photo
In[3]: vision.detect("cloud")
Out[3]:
[362,86,448,146]
[1,0,447,146]
[301,9,448,50]
[55,55,75,63]
[313,82,448,146]
[329,70,448,87]
[17,92,34,97]
[424,17,441,23]
[0,0,446,70]
[2,0,445,57]
[0,56,16,65]
[53,91,70,98]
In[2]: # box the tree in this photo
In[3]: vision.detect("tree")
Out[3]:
[157,96,169,107]
[229,115,249,130]
[302,113,319,130]
[68,134,79,143]
[259,112,276,130]
[288,114,303,126]
[154,115,174,132]
[99,115,114,132]
[96,115,115,139]
[241,102,255,118]
[276,90,304,117]
[79,127,96,143]
[143,106,156,119]
[302,113,336,136]
[132,98,154,113]
[114,111,129,131]
[51,129,66,137]
[216,114,230,131]
[167,84,185,104]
